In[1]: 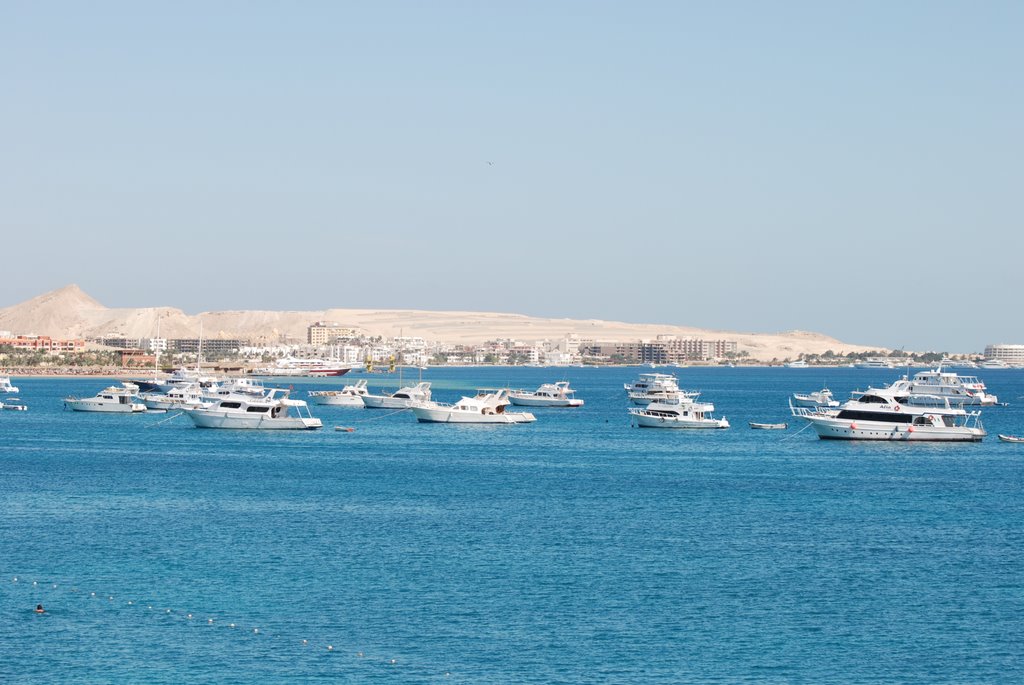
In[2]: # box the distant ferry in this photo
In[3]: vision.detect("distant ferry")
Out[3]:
[250,358,352,377]
[854,357,897,369]
[786,361,810,368]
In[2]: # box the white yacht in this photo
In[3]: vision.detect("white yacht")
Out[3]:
[410,389,536,424]
[140,385,212,411]
[202,377,268,402]
[65,384,146,413]
[791,388,840,409]
[132,368,220,394]
[361,382,432,409]
[508,381,584,407]
[854,357,897,369]
[309,380,369,406]
[629,394,729,429]
[183,389,322,430]
[0,376,19,394]
[851,369,998,407]
[979,359,1010,370]
[1,397,27,411]
[624,373,696,405]
[250,358,352,377]
[786,360,810,369]
[791,393,985,441]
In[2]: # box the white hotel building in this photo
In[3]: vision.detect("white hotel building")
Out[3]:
[984,344,1024,364]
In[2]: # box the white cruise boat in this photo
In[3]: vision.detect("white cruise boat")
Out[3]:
[183,389,322,430]
[854,357,897,369]
[624,373,697,405]
[65,383,146,413]
[508,381,584,407]
[131,368,221,394]
[410,389,536,424]
[786,361,810,368]
[140,385,212,411]
[629,394,729,429]
[361,382,432,409]
[309,380,369,406]
[791,393,985,441]
[0,376,19,394]
[979,359,1010,370]
[851,369,998,407]
[791,388,840,409]
[202,377,268,402]
[250,358,352,377]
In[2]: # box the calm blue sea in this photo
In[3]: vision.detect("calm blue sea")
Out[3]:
[2,367,1023,683]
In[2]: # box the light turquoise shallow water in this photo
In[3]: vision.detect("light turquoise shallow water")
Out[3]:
[2,367,1023,683]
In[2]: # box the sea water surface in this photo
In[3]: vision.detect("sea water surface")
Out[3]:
[1,367,1023,683]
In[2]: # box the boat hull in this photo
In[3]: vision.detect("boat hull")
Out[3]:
[362,396,417,409]
[411,406,536,423]
[507,396,583,407]
[65,399,146,413]
[633,414,729,429]
[310,394,365,406]
[806,416,984,441]
[183,409,322,430]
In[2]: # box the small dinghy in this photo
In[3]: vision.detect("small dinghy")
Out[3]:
[998,434,1024,443]
[749,422,787,430]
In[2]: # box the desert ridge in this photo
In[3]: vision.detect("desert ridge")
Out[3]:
[0,284,882,359]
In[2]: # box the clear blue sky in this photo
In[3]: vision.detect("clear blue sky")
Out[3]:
[1,1,1020,352]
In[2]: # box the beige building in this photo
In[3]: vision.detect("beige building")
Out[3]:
[984,344,1024,364]
[307,321,357,345]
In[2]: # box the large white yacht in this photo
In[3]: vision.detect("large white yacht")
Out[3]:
[250,358,352,377]
[979,359,1010,370]
[140,385,212,411]
[624,373,696,405]
[201,377,268,402]
[508,382,584,407]
[791,393,985,441]
[361,382,432,409]
[132,368,221,394]
[65,383,146,413]
[851,369,998,407]
[629,394,729,429]
[786,360,810,368]
[183,389,322,430]
[791,388,840,409]
[0,376,19,394]
[410,389,536,424]
[309,380,369,406]
[854,357,897,369]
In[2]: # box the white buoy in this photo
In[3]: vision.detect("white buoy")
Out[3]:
[12,577,17,582]
[91,592,96,597]
[357,652,364,657]
[327,645,333,651]
[230,623,236,628]
[128,601,133,605]
[208,619,214,624]
[390,659,396,664]
[302,640,308,645]
[253,628,259,634]
[166,609,171,613]
[53,584,58,589]
[187,614,193,619]
[32,581,37,586]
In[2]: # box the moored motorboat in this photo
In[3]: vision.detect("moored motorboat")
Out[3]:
[629,395,729,429]
[624,373,697,405]
[410,389,536,424]
[140,384,212,411]
[998,434,1024,443]
[1,397,27,411]
[0,375,20,394]
[851,369,998,407]
[309,380,369,406]
[791,388,840,409]
[65,383,146,413]
[362,382,432,409]
[508,381,583,407]
[790,393,985,441]
[183,389,322,429]
[750,422,787,430]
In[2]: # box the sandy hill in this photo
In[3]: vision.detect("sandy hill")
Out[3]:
[0,285,883,360]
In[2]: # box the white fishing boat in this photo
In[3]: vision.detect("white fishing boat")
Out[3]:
[749,422,787,429]
[508,381,584,407]
[791,388,840,409]
[0,375,20,394]
[361,381,432,409]
[851,369,998,407]
[998,434,1024,443]
[1,397,27,411]
[410,389,536,424]
[629,395,729,429]
[183,389,322,430]
[624,373,697,405]
[140,385,212,411]
[790,394,985,441]
[65,383,146,413]
[309,380,369,406]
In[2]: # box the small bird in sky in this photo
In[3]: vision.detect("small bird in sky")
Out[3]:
[486,161,494,166]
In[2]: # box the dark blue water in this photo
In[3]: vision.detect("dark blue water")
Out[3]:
[2,367,1023,683]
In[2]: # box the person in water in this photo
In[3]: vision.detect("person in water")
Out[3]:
[35,604,44,614]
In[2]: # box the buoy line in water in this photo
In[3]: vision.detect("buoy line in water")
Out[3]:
[9,575,454,679]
